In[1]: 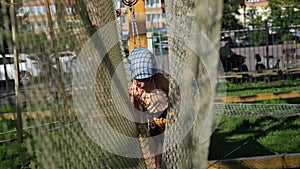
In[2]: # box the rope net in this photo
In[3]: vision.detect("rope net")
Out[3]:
[215,103,300,117]
[10,0,300,168]
[1,0,299,168]
[162,0,222,168]
[1,0,146,168]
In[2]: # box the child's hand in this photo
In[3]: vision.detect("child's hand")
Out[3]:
[129,83,137,105]
[129,81,149,108]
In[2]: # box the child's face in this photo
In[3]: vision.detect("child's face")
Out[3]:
[133,77,151,89]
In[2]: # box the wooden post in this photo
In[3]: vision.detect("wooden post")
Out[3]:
[126,0,148,52]
[265,20,270,69]
[44,0,68,115]
[282,40,297,68]
[10,0,22,143]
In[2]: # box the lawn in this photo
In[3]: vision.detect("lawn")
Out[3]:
[209,79,300,160]
[209,115,300,160]
[1,79,300,167]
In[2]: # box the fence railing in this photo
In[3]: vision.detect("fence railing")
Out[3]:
[220,25,300,73]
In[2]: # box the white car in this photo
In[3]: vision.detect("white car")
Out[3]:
[161,41,169,50]
[49,51,76,86]
[0,53,42,85]
[49,51,76,73]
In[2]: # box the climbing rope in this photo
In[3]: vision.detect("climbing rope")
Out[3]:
[123,0,141,48]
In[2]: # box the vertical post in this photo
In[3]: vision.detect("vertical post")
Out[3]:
[10,0,22,143]
[243,1,246,27]
[44,0,67,110]
[44,0,56,50]
[126,0,148,52]
[265,20,270,69]
[147,32,153,52]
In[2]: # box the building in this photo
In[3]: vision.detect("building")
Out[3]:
[16,0,78,39]
[237,0,270,28]
[115,0,166,38]
[16,0,166,41]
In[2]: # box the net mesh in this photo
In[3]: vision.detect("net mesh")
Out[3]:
[214,103,300,117]
[1,0,146,168]
[162,0,222,168]
[1,0,299,168]
[3,0,282,168]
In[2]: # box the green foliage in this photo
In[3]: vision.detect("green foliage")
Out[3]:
[0,1,10,30]
[281,33,295,41]
[249,29,265,46]
[222,0,244,30]
[18,32,49,54]
[216,79,300,98]
[267,0,300,28]
[0,104,15,114]
[218,116,247,132]
[209,116,300,160]
[1,31,49,54]
[258,129,300,154]
[0,142,34,169]
[245,7,265,46]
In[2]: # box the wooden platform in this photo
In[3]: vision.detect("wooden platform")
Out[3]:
[215,91,300,103]
[217,66,300,82]
[207,153,300,169]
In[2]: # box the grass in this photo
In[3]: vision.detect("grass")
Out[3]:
[216,79,300,97]
[3,113,299,165]
[208,115,300,160]
[210,79,300,160]
[1,79,300,166]
[0,110,141,169]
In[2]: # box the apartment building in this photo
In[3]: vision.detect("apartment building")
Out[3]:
[17,0,272,37]
[115,0,166,36]
[16,0,165,39]
[16,0,79,40]
[237,0,269,28]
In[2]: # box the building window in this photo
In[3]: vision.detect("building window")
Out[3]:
[17,7,29,17]
[246,0,259,2]
[246,9,259,16]
[145,0,161,7]
[29,6,38,15]
[37,6,46,15]
[65,7,73,15]
[146,13,162,23]
[17,5,76,17]
[120,16,127,24]
[50,5,56,14]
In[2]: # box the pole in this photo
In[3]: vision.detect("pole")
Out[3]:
[243,3,246,27]
[10,0,23,143]
[44,0,68,113]
[265,20,270,69]
[126,0,147,52]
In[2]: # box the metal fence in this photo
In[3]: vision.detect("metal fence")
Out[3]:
[220,25,300,73]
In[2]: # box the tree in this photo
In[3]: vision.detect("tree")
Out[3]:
[0,0,11,54]
[221,0,244,31]
[246,8,265,46]
[268,0,300,28]
[267,0,300,42]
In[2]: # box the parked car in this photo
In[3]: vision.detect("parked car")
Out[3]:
[154,40,169,50]
[235,37,253,47]
[220,36,236,48]
[291,35,300,43]
[49,51,76,85]
[0,53,42,85]
[49,51,77,73]
[161,41,168,50]
[260,33,282,46]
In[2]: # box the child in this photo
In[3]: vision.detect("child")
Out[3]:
[128,47,169,169]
